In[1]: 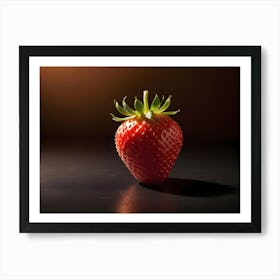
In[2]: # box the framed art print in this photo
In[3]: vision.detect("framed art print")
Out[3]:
[19,46,261,233]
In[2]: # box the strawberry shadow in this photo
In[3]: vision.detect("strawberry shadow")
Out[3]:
[140,178,238,197]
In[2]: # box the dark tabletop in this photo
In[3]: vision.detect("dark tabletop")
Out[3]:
[40,142,240,213]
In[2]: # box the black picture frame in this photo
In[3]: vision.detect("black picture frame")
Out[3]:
[20,46,261,233]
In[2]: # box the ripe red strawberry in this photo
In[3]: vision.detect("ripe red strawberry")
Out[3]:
[111,90,183,185]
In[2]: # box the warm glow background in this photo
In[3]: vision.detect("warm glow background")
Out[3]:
[40,67,240,144]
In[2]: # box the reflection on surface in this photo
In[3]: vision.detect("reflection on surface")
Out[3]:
[116,183,177,213]
[117,184,138,213]
[115,178,239,213]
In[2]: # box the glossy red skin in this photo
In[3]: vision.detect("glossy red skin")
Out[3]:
[115,114,183,184]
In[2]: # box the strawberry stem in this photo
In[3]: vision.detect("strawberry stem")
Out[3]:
[143,90,149,114]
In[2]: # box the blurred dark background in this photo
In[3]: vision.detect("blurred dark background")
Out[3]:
[40,67,239,144]
[40,67,240,213]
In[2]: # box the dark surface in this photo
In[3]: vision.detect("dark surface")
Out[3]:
[40,142,240,213]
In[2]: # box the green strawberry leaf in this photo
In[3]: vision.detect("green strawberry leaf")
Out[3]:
[150,94,161,112]
[110,113,135,122]
[162,110,181,115]
[111,90,180,122]
[158,95,172,112]
[114,100,133,116]
[122,97,138,115]
[134,97,144,114]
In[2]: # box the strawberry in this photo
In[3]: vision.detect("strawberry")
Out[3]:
[111,90,183,185]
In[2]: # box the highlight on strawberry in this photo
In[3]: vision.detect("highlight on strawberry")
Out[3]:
[111,90,183,185]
